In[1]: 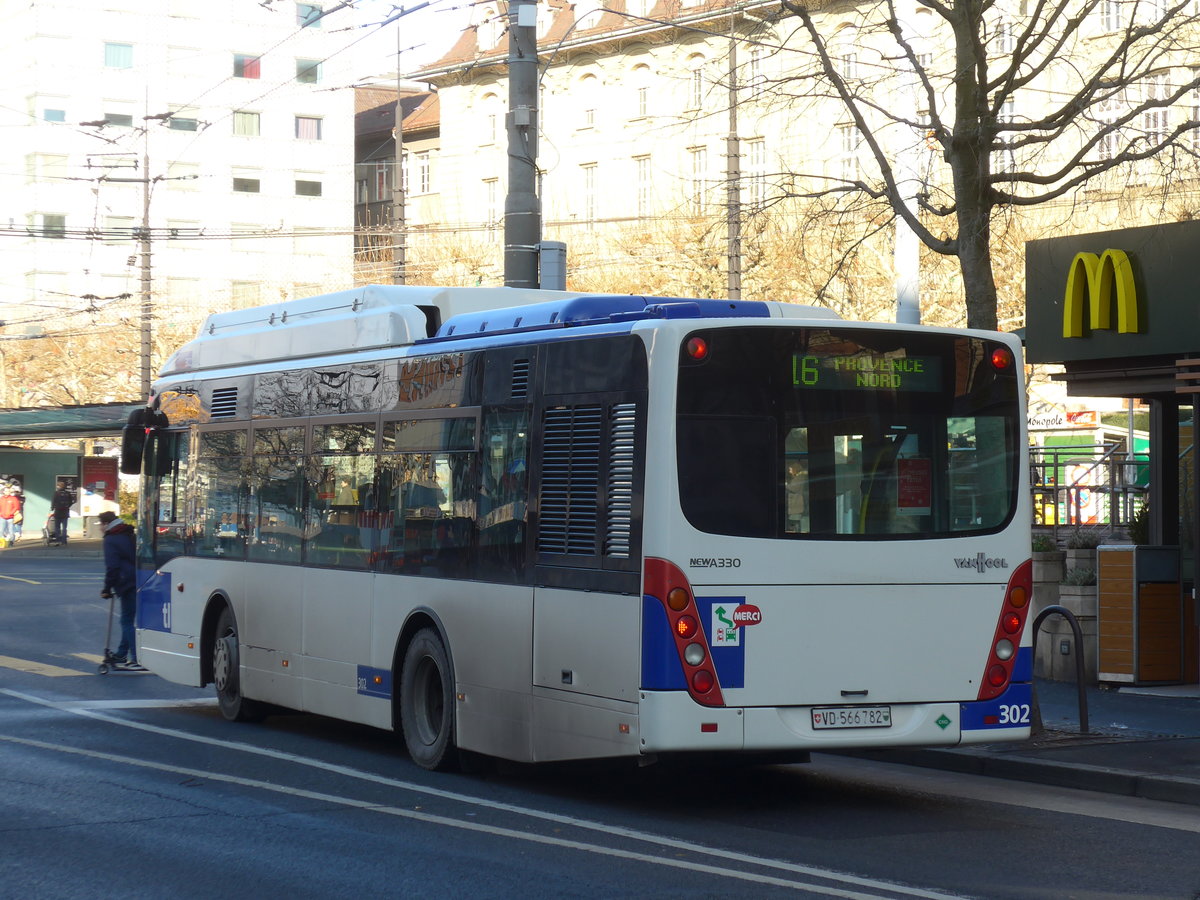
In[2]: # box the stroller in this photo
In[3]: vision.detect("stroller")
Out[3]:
[41,512,66,547]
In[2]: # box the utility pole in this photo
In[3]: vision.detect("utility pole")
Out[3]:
[139,142,152,398]
[726,11,742,301]
[392,31,407,285]
[504,0,541,289]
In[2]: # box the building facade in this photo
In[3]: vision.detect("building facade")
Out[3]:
[3,0,358,403]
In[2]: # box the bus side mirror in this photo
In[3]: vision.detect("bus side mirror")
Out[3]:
[145,431,177,478]
[120,423,147,475]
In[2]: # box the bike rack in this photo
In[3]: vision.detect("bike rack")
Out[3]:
[1030,604,1090,734]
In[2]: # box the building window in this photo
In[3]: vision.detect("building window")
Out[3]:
[296,59,321,84]
[295,179,322,196]
[234,53,262,79]
[994,21,1015,55]
[838,124,861,181]
[298,3,323,27]
[43,108,66,122]
[689,67,704,109]
[375,162,389,200]
[233,177,261,193]
[103,215,136,243]
[414,151,431,193]
[104,112,134,128]
[1099,0,1122,33]
[484,177,499,226]
[689,146,707,213]
[168,114,198,131]
[581,163,597,220]
[38,214,67,238]
[1142,72,1169,147]
[635,155,651,217]
[746,138,766,207]
[233,111,261,136]
[295,116,322,140]
[747,47,767,94]
[104,42,133,69]
[1096,89,1124,162]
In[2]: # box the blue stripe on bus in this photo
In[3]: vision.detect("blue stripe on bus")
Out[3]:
[136,569,172,634]
[356,666,393,700]
[640,595,747,692]
[960,681,1033,731]
[695,596,746,690]
[1011,644,1033,683]
[641,597,687,690]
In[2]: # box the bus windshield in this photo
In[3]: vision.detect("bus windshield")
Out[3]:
[676,326,1020,540]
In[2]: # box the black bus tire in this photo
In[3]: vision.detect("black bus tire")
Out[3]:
[400,627,458,771]
[213,606,266,723]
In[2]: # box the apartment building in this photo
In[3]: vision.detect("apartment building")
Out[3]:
[398,0,1200,319]
[4,0,357,351]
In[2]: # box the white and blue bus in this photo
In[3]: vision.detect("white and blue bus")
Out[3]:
[127,285,1033,769]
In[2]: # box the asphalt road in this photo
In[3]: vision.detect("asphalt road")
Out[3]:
[2,557,1199,899]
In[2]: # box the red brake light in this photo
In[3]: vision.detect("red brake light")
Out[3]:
[991,346,1013,370]
[987,665,1007,687]
[686,337,709,360]
[692,669,715,693]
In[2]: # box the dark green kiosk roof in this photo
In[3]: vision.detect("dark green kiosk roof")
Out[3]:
[0,403,143,441]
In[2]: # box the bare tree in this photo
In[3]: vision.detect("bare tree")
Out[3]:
[775,0,1200,329]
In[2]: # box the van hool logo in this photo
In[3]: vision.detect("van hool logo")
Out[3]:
[955,553,1010,573]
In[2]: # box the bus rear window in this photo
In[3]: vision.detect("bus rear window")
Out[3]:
[676,327,1020,540]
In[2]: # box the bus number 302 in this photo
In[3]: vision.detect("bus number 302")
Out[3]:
[998,703,1030,725]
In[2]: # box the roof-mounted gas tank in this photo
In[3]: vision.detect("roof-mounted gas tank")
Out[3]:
[427,295,839,343]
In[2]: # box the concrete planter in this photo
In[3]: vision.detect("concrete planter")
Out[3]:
[1064,547,1097,576]
[1032,549,1065,584]
[1038,583,1098,683]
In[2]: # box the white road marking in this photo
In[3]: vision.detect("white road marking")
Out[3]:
[0,688,964,900]
[808,755,1200,835]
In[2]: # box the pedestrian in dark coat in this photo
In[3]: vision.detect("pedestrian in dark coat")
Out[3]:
[99,510,142,669]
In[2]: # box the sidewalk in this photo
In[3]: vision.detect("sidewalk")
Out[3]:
[853,680,1200,807]
[0,536,104,558]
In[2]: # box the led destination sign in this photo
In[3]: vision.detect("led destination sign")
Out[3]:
[792,353,942,392]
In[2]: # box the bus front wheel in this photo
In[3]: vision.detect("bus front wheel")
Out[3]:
[213,607,265,723]
[400,628,456,771]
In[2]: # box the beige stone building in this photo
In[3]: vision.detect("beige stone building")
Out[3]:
[389,0,1200,326]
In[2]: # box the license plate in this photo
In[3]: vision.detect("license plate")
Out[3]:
[811,706,892,730]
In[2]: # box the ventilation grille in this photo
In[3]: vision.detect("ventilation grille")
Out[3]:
[511,359,531,400]
[210,387,239,419]
[538,405,602,556]
[604,403,637,558]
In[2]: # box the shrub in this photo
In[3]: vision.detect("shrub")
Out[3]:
[1066,529,1103,550]
[1031,534,1057,552]
[1128,503,1150,545]
[1062,566,1097,586]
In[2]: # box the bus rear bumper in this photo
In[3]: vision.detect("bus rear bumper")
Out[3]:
[638,688,1031,754]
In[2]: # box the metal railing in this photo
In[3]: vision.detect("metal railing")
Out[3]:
[1031,605,1090,734]
[1030,443,1149,542]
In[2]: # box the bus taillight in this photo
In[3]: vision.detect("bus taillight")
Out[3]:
[977,559,1033,701]
[644,558,725,708]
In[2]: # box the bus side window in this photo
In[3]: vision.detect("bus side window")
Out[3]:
[477,411,528,581]
[191,437,248,560]
[151,431,188,566]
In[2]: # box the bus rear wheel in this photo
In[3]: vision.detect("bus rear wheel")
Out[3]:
[213,607,265,723]
[400,628,457,771]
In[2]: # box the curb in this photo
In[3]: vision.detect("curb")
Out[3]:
[847,747,1200,807]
